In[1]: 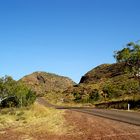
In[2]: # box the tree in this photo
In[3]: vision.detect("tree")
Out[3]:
[0,76,16,98]
[114,41,140,70]
[114,41,140,91]
[114,47,131,63]
[0,76,36,108]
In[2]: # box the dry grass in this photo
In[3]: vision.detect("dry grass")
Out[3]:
[0,103,73,135]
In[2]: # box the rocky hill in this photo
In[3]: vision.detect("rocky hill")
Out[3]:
[79,63,126,84]
[64,62,140,104]
[20,72,75,96]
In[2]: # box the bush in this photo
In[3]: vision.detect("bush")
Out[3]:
[89,89,99,101]
[0,96,19,108]
[73,92,82,102]
[0,76,36,108]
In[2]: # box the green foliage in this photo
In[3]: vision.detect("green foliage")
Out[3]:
[0,76,16,97]
[103,82,122,99]
[114,41,140,70]
[25,90,36,106]
[0,76,36,108]
[102,76,139,100]
[121,79,139,93]
[73,92,82,101]
[114,48,131,63]
[89,89,99,101]
[69,86,100,103]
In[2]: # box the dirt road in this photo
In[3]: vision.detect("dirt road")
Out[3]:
[64,110,140,140]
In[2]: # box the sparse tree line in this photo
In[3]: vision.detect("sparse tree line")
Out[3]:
[0,76,36,108]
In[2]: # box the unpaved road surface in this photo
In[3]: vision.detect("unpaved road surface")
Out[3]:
[64,110,140,140]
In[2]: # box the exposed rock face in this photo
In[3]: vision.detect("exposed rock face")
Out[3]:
[80,63,126,84]
[20,72,75,95]
[37,75,46,84]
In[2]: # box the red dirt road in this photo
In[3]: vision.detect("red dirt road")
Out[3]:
[0,110,140,140]
[64,110,140,140]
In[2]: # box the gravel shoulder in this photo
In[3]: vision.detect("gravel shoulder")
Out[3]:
[64,110,140,140]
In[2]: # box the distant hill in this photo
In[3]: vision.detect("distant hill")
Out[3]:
[64,62,140,104]
[20,72,75,96]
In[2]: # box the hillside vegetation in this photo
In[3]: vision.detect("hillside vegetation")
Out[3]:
[64,41,140,108]
[65,63,139,101]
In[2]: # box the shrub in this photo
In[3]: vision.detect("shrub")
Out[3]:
[0,76,36,108]
[89,89,99,101]
[73,92,82,101]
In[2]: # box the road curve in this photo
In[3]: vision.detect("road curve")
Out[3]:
[37,97,140,126]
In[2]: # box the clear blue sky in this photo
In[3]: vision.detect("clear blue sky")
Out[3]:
[0,0,140,83]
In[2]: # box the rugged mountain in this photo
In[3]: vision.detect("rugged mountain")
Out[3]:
[64,62,140,104]
[79,63,126,84]
[20,72,75,96]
